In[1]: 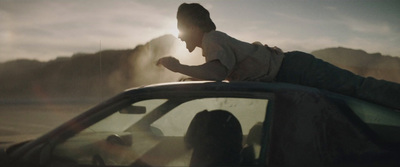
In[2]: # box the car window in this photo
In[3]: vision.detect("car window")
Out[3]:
[347,100,400,143]
[81,99,168,133]
[152,97,267,136]
[51,96,269,166]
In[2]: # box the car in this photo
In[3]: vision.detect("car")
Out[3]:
[1,81,399,167]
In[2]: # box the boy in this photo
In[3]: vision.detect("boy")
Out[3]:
[157,3,400,109]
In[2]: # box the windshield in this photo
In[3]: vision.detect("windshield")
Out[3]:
[52,95,270,166]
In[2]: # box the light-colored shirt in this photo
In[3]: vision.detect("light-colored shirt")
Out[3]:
[202,30,285,81]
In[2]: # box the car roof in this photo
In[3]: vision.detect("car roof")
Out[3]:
[124,81,320,95]
[119,81,397,114]
[121,81,353,103]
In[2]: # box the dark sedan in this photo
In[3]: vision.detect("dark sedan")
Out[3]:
[1,81,399,166]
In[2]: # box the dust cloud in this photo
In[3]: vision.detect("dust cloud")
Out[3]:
[109,35,204,88]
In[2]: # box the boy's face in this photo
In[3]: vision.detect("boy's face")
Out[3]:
[177,20,201,53]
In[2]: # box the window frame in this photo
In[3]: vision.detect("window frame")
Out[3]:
[46,90,276,166]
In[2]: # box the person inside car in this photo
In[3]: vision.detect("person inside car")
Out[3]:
[184,110,243,167]
[157,3,400,110]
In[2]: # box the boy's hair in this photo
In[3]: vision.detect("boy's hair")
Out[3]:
[177,3,216,32]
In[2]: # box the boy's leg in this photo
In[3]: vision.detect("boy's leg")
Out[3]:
[276,51,400,109]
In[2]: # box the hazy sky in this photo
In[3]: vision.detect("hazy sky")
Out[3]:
[1,0,399,62]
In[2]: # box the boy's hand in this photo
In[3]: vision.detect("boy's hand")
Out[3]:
[157,57,181,72]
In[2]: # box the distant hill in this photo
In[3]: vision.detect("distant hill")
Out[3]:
[0,34,187,101]
[0,36,399,102]
[311,47,400,83]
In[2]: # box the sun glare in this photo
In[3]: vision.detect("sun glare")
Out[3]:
[171,28,180,38]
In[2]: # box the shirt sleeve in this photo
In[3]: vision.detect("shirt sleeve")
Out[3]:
[202,33,236,74]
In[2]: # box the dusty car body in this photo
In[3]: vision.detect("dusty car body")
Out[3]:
[1,81,399,166]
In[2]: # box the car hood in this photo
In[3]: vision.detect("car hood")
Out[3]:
[0,134,40,152]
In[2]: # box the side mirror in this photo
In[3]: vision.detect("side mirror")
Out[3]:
[119,105,146,114]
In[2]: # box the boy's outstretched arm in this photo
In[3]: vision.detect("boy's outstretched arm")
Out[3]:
[157,56,228,81]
